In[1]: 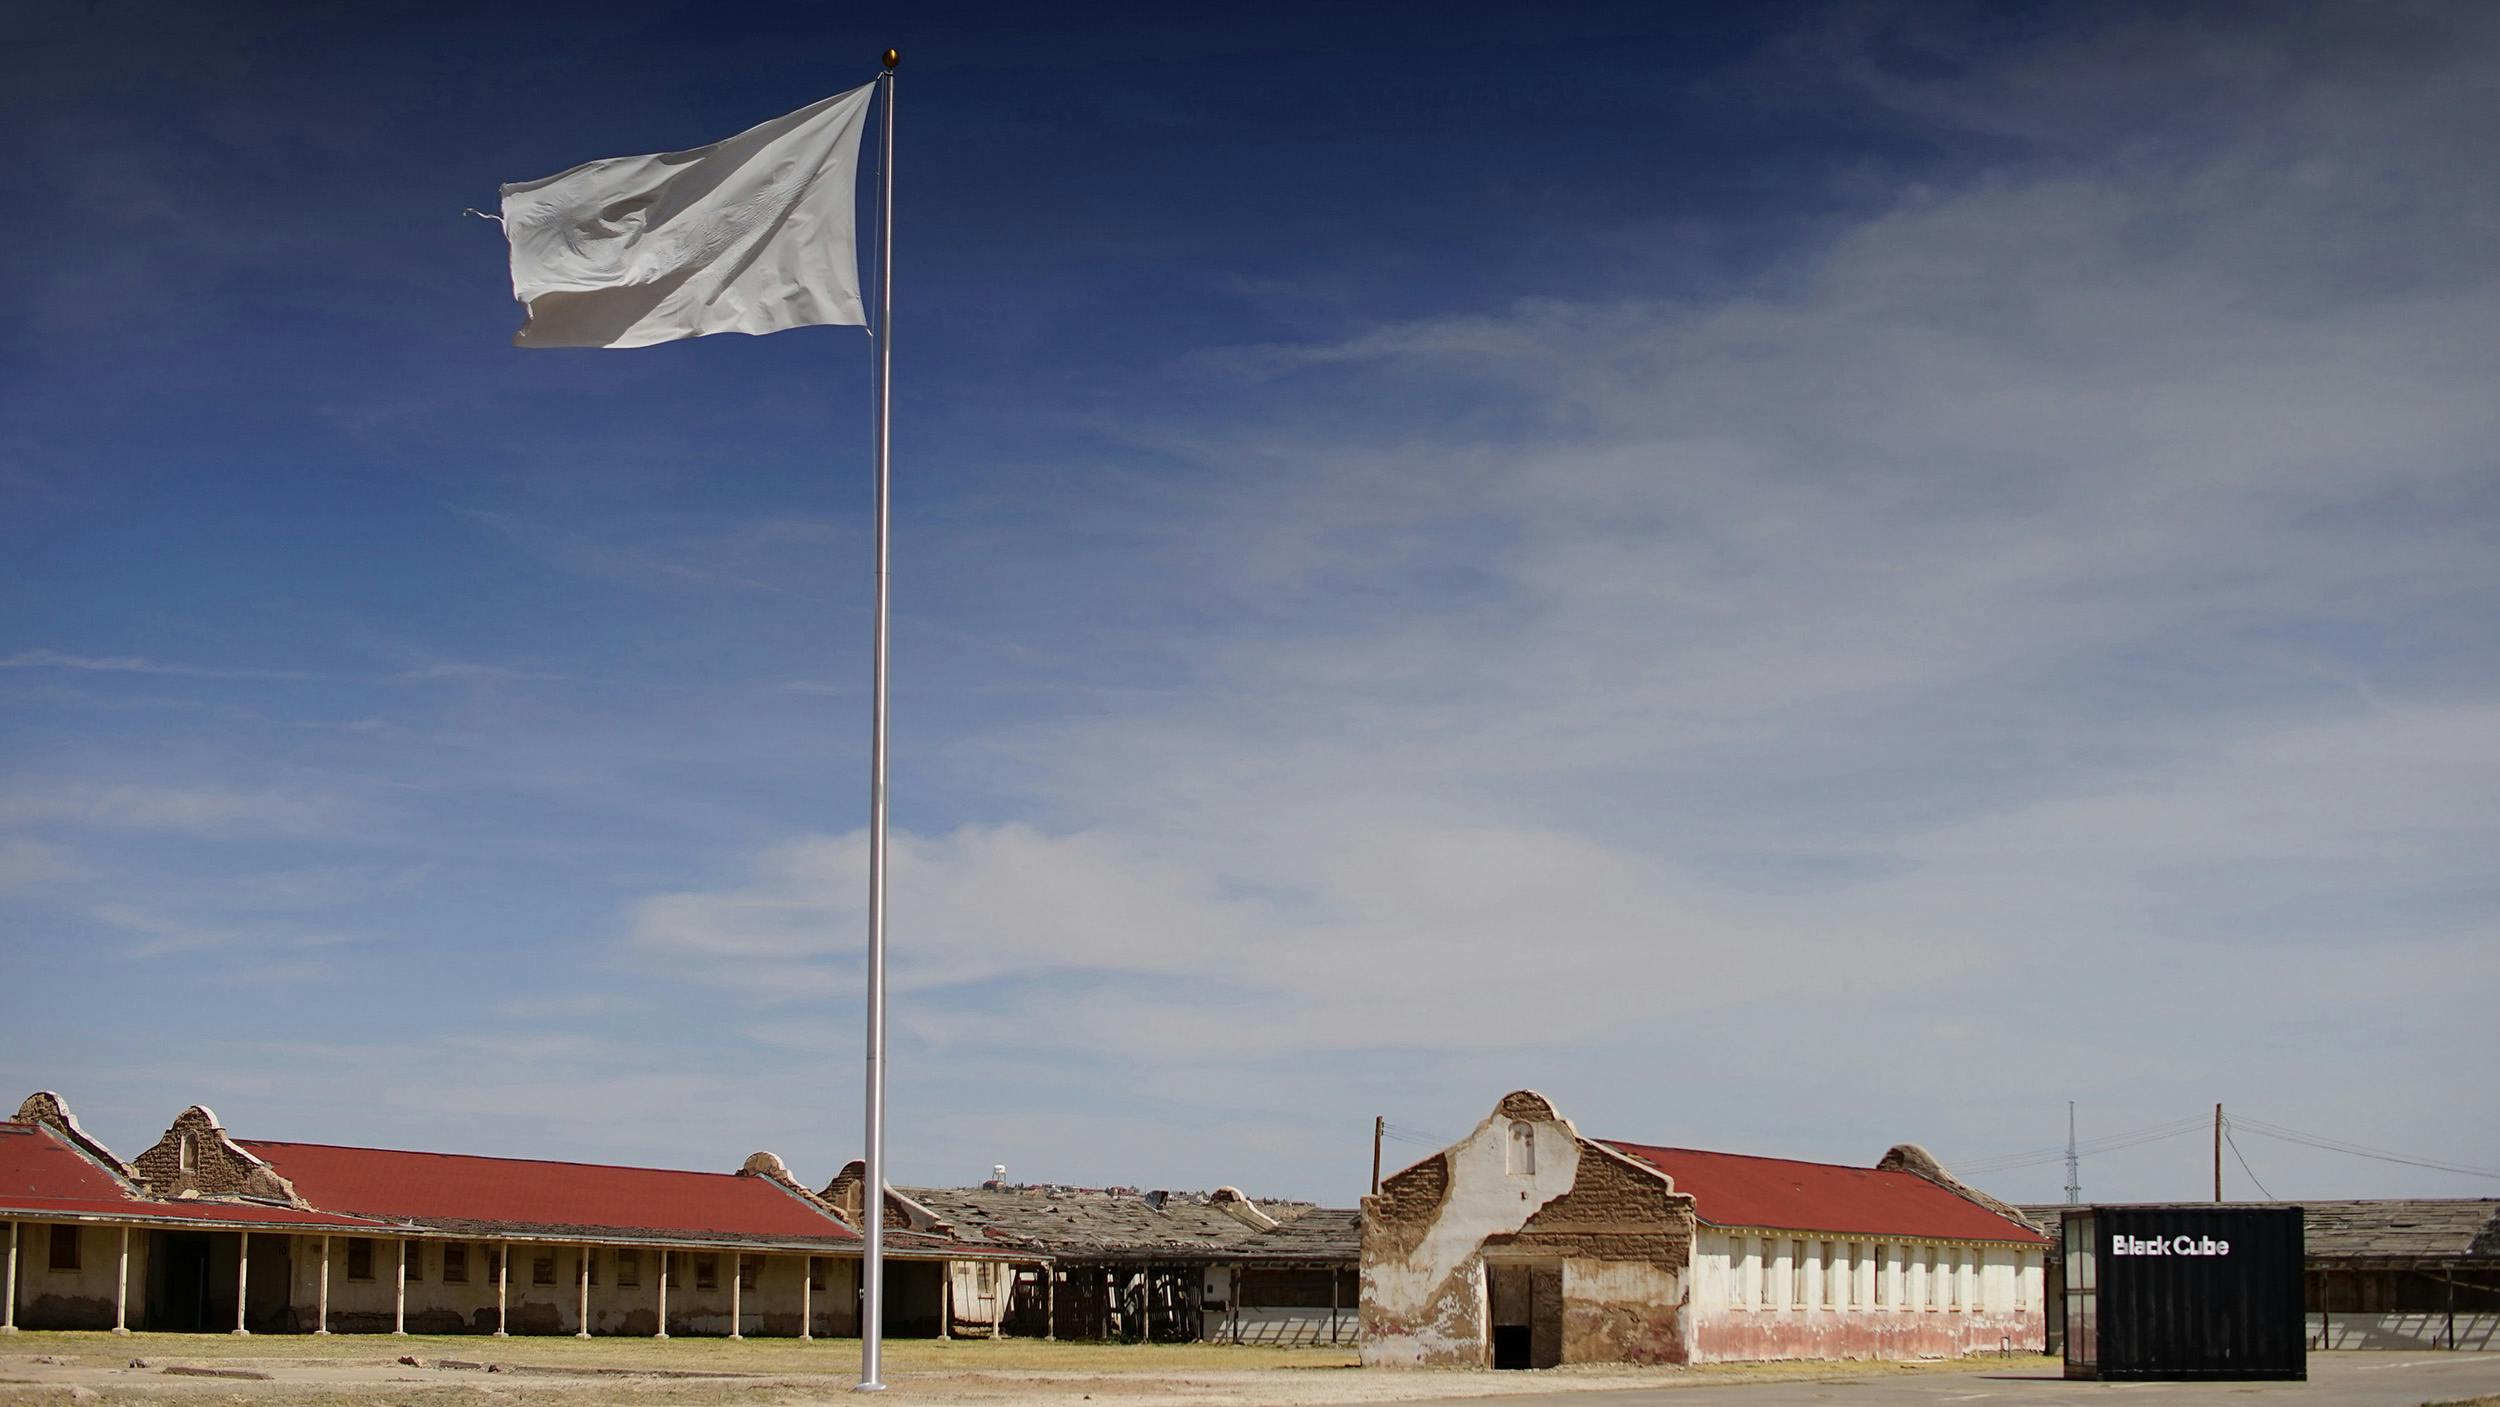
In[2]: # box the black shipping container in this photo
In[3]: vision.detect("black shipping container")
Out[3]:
[2061,1205,2305,1381]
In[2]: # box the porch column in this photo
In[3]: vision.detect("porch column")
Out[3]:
[729,1254,743,1339]
[1044,1265,1054,1341]
[576,1246,591,1338]
[655,1250,669,1339]
[800,1257,813,1341]
[393,1239,406,1336]
[233,1230,251,1335]
[316,1236,331,1335]
[1330,1267,1340,1345]
[2,1220,16,1333]
[1138,1266,1148,1343]
[494,1241,509,1336]
[938,1262,950,1340]
[113,1226,130,1334]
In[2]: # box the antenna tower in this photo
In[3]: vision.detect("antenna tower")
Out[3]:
[2063,1101,2082,1205]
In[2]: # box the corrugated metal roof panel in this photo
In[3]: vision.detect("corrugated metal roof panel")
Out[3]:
[1604,1141,2047,1245]
[241,1139,859,1245]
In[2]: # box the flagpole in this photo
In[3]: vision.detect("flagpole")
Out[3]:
[856,46,899,1396]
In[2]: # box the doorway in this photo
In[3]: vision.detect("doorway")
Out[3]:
[1486,1262,1562,1369]
[147,1232,220,1332]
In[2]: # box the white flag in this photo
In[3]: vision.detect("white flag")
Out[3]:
[499,83,877,349]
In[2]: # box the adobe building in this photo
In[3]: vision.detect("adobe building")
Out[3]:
[1361,1091,2048,1368]
[829,1164,1357,1342]
[3,1090,1002,1337]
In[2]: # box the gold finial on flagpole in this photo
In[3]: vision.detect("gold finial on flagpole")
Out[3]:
[883,48,900,69]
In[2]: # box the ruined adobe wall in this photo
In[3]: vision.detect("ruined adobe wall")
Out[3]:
[1360,1091,1694,1368]
[13,1092,137,1184]
[1875,1144,2035,1231]
[1686,1230,2047,1362]
[128,1107,299,1204]
[1508,1140,1693,1365]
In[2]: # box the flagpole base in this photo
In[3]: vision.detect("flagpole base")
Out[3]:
[852,1381,888,1392]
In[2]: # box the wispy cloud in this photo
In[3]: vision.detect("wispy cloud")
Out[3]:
[0,836,85,892]
[393,661,568,683]
[91,903,367,960]
[0,783,352,836]
[0,650,306,680]
[619,5,2500,1197]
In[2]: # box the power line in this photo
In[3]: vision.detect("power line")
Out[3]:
[1954,1115,2211,1174]
[2228,1115,2500,1182]
[2221,1121,2275,1200]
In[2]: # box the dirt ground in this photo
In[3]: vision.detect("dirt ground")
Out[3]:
[0,1332,2058,1407]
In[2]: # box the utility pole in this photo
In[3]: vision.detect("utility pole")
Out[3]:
[2063,1102,2081,1205]
[2214,1103,2223,1203]
[1371,1116,1384,1196]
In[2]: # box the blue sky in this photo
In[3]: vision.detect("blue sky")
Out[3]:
[4,1,2496,1207]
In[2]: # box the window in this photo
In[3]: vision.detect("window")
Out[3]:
[1755,1239,1772,1308]
[1790,1240,1807,1309]
[2014,1251,2028,1310]
[738,1256,759,1292]
[405,1242,424,1282]
[179,1134,197,1172]
[1925,1249,1941,1310]
[486,1246,504,1283]
[587,1251,599,1286]
[533,1254,556,1286]
[1822,1242,1838,1308]
[617,1250,640,1288]
[1728,1243,1749,1309]
[347,1238,375,1282]
[1843,1243,1860,1308]
[445,1244,470,1283]
[664,1252,678,1289]
[809,1257,827,1292]
[695,1255,718,1291]
[1874,1245,1891,1307]
[1506,1120,1536,1176]
[1947,1248,1962,1310]
[48,1225,80,1272]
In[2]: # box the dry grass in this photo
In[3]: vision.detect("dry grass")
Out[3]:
[0,1333,2060,1407]
[0,1329,1358,1374]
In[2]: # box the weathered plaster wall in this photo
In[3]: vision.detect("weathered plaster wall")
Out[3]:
[1688,1229,2044,1362]
[1361,1091,1693,1368]
[286,1238,857,1337]
[8,1221,146,1330]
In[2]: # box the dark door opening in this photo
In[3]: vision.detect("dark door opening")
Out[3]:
[147,1232,216,1332]
[1486,1262,1562,1369]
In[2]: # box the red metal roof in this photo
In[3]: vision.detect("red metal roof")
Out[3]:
[1602,1141,2047,1245]
[0,1123,383,1230]
[1,1121,133,1207]
[240,1139,860,1245]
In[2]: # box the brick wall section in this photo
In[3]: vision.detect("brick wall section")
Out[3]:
[1363,1153,1450,1264]
[129,1106,302,1205]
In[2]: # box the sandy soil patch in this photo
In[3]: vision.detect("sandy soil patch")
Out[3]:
[0,1332,2054,1406]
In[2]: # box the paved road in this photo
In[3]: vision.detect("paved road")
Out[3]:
[1389,1354,2500,1407]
